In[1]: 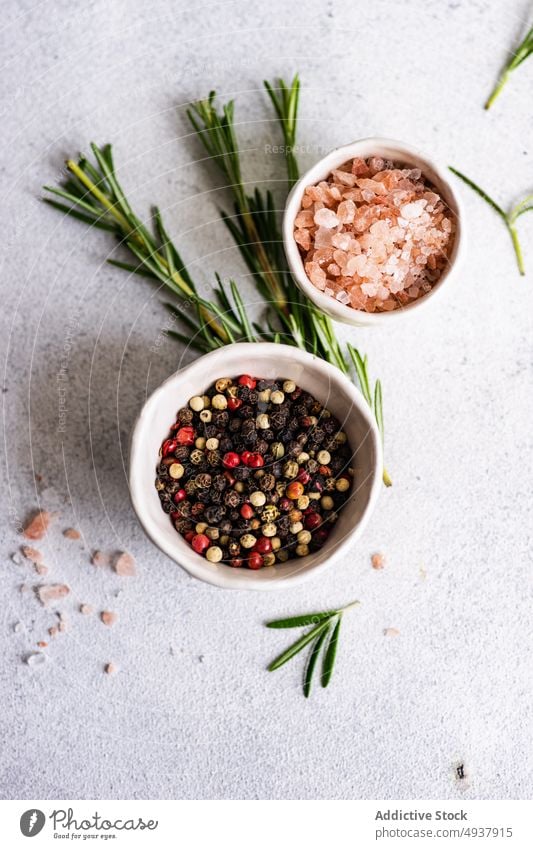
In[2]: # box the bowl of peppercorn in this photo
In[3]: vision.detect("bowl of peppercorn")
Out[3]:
[129,343,382,590]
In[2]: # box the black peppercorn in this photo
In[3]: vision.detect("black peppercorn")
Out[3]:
[175,518,193,534]
[224,489,241,508]
[212,474,227,491]
[195,473,212,489]
[260,473,276,491]
[233,466,250,481]
[207,450,221,466]
[174,446,190,462]
[213,411,229,428]
[191,502,205,517]
[177,407,194,423]
[205,505,226,524]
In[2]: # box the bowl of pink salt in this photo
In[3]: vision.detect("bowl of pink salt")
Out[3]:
[283,138,464,326]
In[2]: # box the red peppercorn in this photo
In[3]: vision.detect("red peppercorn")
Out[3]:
[184,530,195,543]
[254,536,272,554]
[176,426,195,446]
[247,452,264,468]
[238,374,257,390]
[240,503,254,519]
[170,511,181,522]
[305,512,322,531]
[224,470,236,486]
[230,557,244,568]
[191,533,210,554]
[240,451,252,466]
[222,452,240,468]
[319,465,331,476]
[300,416,313,428]
[279,497,291,512]
[227,397,242,411]
[248,551,264,570]
[297,469,311,485]
[162,438,178,457]
[173,489,187,503]
[286,481,304,500]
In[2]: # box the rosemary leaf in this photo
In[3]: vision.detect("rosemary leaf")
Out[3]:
[267,619,331,672]
[266,611,337,629]
[321,616,342,688]
[303,626,330,698]
[449,166,530,275]
[485,24,533,109]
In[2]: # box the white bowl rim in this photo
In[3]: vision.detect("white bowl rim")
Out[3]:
[128,342,383,591]
[282,136,465,327]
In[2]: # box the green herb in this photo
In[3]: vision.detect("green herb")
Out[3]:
[188,79,391,485]
[449,166,533,275]
[42,76,391,484]
[485,22,533,109]
[347,345,391,487]
[267,600,359,697]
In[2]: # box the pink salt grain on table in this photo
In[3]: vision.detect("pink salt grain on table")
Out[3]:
[294,156,455,313]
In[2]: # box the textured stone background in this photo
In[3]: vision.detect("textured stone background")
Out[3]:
[1,0,532,800]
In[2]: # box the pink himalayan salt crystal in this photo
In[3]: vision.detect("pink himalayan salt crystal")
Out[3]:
[23,510,55,541]
[294,156,455,313]
[371,552,386,570]
[91,550,109,568]
[36,584,70,606]
[101,610,117,627]
[113,551,136,577]
[314,207,339,228]
[21,545,45,565]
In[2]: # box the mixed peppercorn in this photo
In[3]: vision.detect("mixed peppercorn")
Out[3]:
[155,375,354,569]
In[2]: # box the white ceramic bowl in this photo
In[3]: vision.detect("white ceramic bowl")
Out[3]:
[282,137,465,327]
[129,343,382,590]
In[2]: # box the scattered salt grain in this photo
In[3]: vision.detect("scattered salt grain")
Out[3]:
[371,552,385,570]
[23,510,54,541]
[10,552,23,565]
[13,622,24,634]
[63,528,81,540]
[79,603,93,615]
[25,652,47,667]
[383,627,400,637]
[57,613,68,633]
[104,662,117,675]
[101,610,117,627]
[37,641,48,648]
[48,626,58,638]
[113,551,136,577]
[91,550,109,568]
[36,584,70,606]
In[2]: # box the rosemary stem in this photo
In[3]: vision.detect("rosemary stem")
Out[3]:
[67,159,131,232]
[484,69,510,110]
[240,209,288,312]
[508,223,525,276]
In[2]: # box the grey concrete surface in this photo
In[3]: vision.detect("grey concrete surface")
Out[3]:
[0,0,532,800]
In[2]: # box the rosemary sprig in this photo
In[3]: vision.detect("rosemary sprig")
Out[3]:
[485,21,533,109]
[264,75,300,187]
[449,166,532,275]
[188,79,391,484]
[42,144,259,351]
[267,600,359,697]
